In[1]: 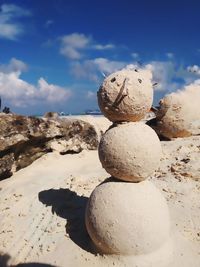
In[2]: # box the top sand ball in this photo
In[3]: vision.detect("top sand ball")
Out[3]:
[97,68,153,122]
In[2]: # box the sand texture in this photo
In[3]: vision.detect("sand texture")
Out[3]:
[154,81,200,139]
[86,179,170,255]
[0,118,200,266]
[98,122,162,182]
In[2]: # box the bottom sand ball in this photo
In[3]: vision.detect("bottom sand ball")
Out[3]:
[85,179,170,255]
[98,122,162,182]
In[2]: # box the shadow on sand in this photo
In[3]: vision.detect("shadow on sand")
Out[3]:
[38,188,93,253]
[0,253,56,267]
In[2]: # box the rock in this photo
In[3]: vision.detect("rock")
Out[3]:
[97,68,153,122]
[66,115,112,141]
[170,152,200,180]
[0,114,98,180]
[44,112,59,120]
[85,179,171,255]
[98,122,162,182]
[0,154,14,179]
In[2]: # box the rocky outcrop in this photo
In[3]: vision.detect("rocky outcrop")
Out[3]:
[44,111,59,120]
[0,113,98,180]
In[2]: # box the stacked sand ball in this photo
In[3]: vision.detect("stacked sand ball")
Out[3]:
[85,68,171,255]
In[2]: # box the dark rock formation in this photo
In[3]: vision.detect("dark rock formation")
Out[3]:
[0,114,98,180]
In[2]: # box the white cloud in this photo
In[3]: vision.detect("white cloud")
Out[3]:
[0,58,28,73]
[37,78,71,103]
[146,61,178,91]
[1,4,30,17]
[148,61,200,93]
[71,61,99,82]
[64,33,200,96]
[93,44,115,50]
[92,58,126,74]
[60,33,115,60]
[71,57,127,82]
[0,59,72,107]
[187,65,200,75]
[71,57,174,91]
[0,23,22,40]
[61,33,90,48]
[71,57,192,94]
[0,4,31,40]
[60,33,91,59]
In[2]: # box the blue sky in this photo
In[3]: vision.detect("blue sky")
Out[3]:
[0,0,200,115]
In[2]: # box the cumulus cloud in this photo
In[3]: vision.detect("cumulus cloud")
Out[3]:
[0,59,72,108]
[64,33,200,98]
[92,58,126,74]
[60,33,91,59]
[0,58,28,73]
[146,61,179,91]
[71,61,99,82]
[71,57,126,82]
[71,57,180,93]
[60,33,115,60]
[0,4,31,40]
[37,78,71,103]
[1,4,30,17]
[148,61,200,93]
[73,56,200,96]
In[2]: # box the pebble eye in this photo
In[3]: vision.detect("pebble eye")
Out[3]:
[111,77,116,83]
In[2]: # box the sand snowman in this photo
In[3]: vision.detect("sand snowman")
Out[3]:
[85,68,171,257]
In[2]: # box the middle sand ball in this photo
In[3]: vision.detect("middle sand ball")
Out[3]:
[98,122,162,182]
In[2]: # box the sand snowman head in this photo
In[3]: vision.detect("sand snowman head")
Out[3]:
[97,68,153,122]
[98,122,162,182]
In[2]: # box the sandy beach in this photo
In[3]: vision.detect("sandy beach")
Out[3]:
[0,116,200,267]
[1,1,200,266]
